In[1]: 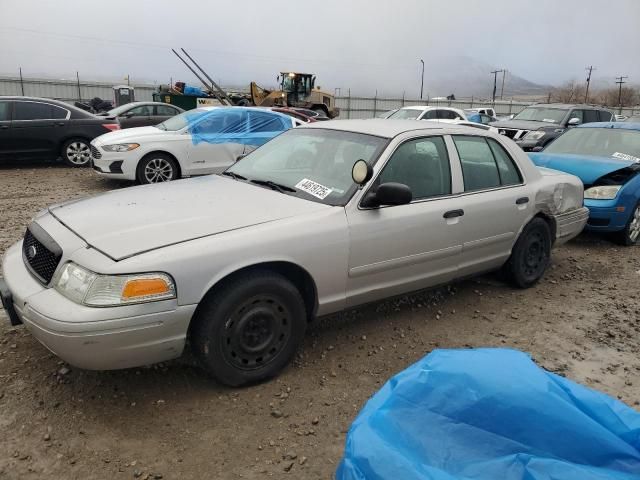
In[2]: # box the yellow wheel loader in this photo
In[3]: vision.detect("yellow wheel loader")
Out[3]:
[250,72,339,118]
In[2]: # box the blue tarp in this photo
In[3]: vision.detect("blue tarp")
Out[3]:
[336,348,640,480]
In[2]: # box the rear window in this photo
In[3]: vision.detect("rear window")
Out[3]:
[583,110,599,123]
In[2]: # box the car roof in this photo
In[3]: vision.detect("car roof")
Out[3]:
[303,119,450,138]
[577,122,640,131]
[0,95,75,107]
[528,103,609,110]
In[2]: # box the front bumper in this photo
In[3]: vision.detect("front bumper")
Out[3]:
[552,207,589,245]
[583,199,629,232]
[1,242,196,370]
[90,143,138,181]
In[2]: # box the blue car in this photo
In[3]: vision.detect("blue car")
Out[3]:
[529,122,640,245]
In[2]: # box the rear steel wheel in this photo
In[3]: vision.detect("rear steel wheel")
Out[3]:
[504,217,552,288]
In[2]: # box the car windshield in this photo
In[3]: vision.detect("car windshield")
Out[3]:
[225,128,389,206]
[156,108,209,131]
[388,109,422,120]
[514,107,567,124]
[544,128,640,159]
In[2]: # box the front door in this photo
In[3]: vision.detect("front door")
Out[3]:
[345,135,465,307]
[10,100,69,159]
[185,109,248,175]
[119,104,154,128]
[449,135,534,276]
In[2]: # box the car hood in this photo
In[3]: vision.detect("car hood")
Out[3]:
[92,126,167,145]
[48,176,330,261]
[528,152,637,184]
[491,120,561,131]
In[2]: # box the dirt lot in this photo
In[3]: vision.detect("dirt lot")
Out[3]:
[0,163,639,480]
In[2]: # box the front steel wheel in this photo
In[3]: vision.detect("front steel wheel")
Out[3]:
[191,270,307,386]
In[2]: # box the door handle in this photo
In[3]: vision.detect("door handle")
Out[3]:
[443,209,464,219]
[55,122,65,126]
[515,197,529,205]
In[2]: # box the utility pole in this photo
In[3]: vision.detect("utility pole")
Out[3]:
[76,71,81,102]
[500,69,507,100]
[616,76,628,114]
[491,69,504,104]
[420,59,425,100]
[584,66,595,103]
[19,67,24,95]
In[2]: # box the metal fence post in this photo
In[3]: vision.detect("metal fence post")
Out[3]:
[19,67,25,95]
[509,99,513,115]
[347,88,351,119]
[402,91,405,107]
[470,96,474,108]
[76,71,81,102]
[373,90,377,118]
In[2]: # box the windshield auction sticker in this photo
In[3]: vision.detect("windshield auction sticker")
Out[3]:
[295,178,333,199]
[612,152,640,162]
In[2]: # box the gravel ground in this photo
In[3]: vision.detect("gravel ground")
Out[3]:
[1,163,639,480]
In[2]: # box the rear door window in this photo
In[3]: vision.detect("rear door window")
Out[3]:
[14,101,54,120]
[0,101,10,121]
[156,105,180,116]
[50,105,68,119]
[598,110,613,122]
[453,136,501,191]
[487,138,522,185]
[583,110,599,123]
[249,112,287,133]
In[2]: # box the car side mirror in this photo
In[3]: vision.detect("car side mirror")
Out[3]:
[531,146,544,152]
[351,159,373,185]
[567,117,581,127]
[362,182,412,208]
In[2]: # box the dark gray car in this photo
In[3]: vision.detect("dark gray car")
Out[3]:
[100,102,184,129]
[493,103,613,151]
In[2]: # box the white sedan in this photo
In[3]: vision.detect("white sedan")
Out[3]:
[387,106,468,122]
[90,107,298,183]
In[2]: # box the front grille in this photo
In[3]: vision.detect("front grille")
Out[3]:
[22,228,62,284]
[90,145,102,159]
[498,128,529,140]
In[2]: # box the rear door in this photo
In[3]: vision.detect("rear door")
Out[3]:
[449,135,533,276]
[10,101,70,158]
[119,104,154,128]
[154,104,181,125]
[244,111,290,155]
[0,100,11,158]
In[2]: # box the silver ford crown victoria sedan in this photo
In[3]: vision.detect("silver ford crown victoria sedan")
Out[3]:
[0,120,588,386]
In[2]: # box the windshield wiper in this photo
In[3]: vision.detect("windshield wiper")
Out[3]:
[250,179,296,193]
[222,171,248,181]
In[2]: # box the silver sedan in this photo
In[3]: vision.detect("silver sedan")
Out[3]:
[0,120,588,386]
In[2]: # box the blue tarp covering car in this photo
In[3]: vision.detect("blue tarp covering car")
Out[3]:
[336,348,640,480]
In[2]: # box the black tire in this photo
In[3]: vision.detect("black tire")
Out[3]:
[61,138,92,167]
[614,201,640,246]
[136,153,178,184]
[504,217,552,288]
[190,270,307,387]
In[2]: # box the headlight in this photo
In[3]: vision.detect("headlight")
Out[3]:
[584,185,622,200]
[523,130,546,140]
[102,143,140,152]
[54,263,176,306]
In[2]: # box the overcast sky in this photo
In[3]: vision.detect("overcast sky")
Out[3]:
[1,0,638,96]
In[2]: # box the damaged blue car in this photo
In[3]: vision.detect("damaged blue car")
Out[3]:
[529,122,640,245]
